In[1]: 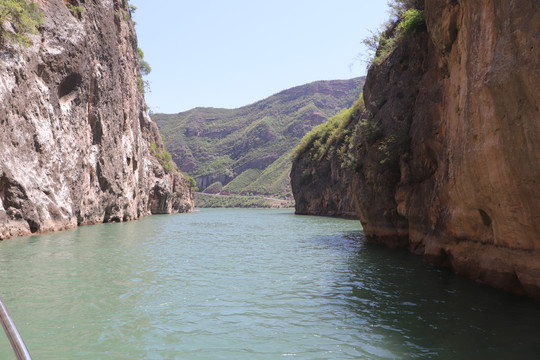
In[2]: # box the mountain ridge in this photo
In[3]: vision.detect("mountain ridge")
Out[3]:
[153,77,365,202]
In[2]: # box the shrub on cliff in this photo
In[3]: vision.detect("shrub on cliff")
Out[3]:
[66,3,84,17]
[137,47,151,75]
[388,0,423,19]
[362,1,425,67]
[150,142,176,173]
[0,0,43,46]
[397,9,426,36]
[292,95,364,164]
[181,172,199,191]
[136,47,151,93]
[359,118,383,145]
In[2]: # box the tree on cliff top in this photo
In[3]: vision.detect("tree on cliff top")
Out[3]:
[0,0,42,46]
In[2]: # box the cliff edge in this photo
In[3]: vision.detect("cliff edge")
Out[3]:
[0,0,194,240]
[291,101,363,219]
[292,0,540,298]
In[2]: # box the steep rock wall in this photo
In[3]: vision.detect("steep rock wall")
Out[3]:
[292,0,540,298]
[0,0,193,240]
[291,114,358,219]
[291,156,357,219]
[354,0,540,298]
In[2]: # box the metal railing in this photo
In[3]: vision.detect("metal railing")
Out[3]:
[0,298,32,360]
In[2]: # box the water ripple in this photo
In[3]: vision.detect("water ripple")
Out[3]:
[0,209,539,359]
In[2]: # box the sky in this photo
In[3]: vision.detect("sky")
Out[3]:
[130,0,390,114]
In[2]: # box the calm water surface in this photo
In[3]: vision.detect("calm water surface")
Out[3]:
[0,209,539,359]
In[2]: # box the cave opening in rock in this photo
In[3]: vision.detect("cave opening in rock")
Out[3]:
[58,73,82,103]
[478,209,492,227]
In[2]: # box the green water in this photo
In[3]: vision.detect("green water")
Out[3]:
[0,209,539,359]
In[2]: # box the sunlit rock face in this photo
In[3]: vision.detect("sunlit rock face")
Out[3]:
[0,0,193,239]
[291,0,540,298]
[353,0,540,298]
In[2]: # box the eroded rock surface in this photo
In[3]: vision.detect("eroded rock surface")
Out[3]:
[358,0,540,298]
[293,0,540,298]
[0,0,193,240]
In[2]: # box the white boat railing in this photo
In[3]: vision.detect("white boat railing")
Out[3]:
[0,298,32,360]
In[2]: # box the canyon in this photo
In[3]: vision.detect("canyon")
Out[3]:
[154,78,365,203]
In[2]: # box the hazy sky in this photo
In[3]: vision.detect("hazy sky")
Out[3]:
[130,1,389,113]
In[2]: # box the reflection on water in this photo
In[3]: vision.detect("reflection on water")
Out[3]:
[0,209,539,359]
[324,233,540,359]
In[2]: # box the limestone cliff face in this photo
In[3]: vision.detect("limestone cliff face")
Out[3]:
[0,0,193,240]
[293,0,540,298]
[357,0,540,298]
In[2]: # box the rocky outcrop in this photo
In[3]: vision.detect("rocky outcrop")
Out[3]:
[291,153,357,219]
[358,0,540,298]
[196,173,233,193]
[293,0,540,298]
[0,0,193,240]
[291,107,359,218]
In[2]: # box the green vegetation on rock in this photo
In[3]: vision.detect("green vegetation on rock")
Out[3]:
[154,78,365,203]
[0,0,43,46]
[137,47,151,75]
[397,9,426,36]
[222,169,262,194]
[195,193,293,209]
[241,151,294,196]
[362,0,425,67]
[150,142,176,173]
[137,47,150,93]
[67,4,84,16]
[293,95,364,168]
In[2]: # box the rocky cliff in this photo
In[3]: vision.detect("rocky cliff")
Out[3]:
[0,0,193,240]
[291,101,362,219]
[291,153,357,219]
[292,0,540,298]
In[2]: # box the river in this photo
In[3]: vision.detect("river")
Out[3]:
[0,209,539,359]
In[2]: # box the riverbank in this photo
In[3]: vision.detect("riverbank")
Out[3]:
[195,192,294,208]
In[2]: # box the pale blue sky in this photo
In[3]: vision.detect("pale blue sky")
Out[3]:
[131,1,389,113]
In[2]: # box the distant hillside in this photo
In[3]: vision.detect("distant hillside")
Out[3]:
[153,78,365,201]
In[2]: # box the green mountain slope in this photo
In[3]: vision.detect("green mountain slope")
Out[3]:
[153,77,365,201]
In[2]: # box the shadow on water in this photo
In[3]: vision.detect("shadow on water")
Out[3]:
[318,231,540,359]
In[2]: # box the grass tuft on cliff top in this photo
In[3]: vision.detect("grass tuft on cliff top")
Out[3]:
[362,0,426,68]
[292,95,364,165]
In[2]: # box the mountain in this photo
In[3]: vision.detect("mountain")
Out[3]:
[0,0,193,240]
[153,78,365,202]
[291,0,540,299]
